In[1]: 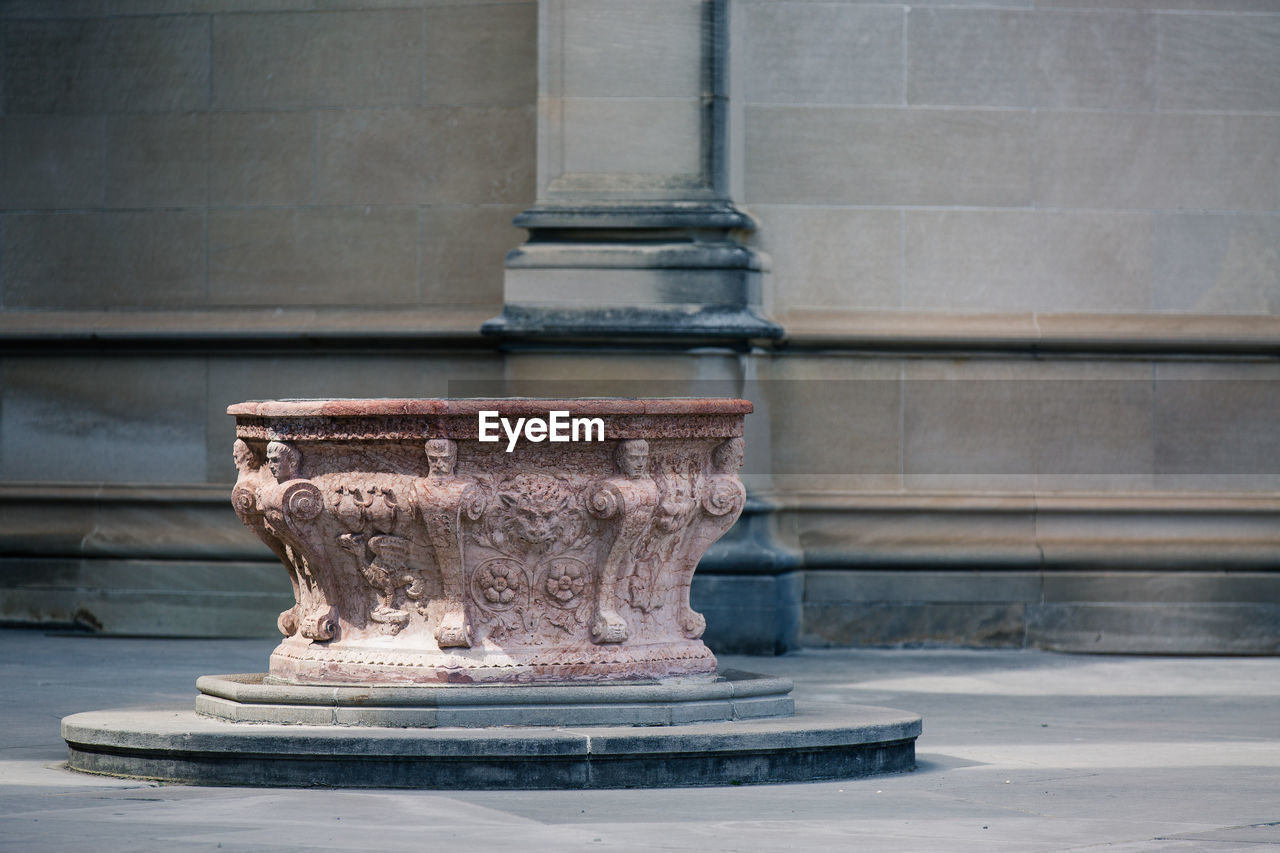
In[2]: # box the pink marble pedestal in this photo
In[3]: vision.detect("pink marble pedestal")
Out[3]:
[228,398,751,685]
[66,398,923,787]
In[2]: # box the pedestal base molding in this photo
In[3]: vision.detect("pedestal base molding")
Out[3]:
[195,669,793,727]
[62,700,921,789]
[267,636,718,684]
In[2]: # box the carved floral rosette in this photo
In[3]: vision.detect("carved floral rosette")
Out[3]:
[229,398,750,684]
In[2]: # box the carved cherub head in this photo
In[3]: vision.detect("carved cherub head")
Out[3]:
[424,438,457,479]
[265,440,301,483]
[712,437,745,474]
[616,439,649,479]
[232,439,256,475]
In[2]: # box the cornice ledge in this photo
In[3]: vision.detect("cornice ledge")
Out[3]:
[0,307,496,350]
[776,310,1280,355]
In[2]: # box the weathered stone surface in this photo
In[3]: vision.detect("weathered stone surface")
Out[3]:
[1034,112,1280,211]
[208,208,419,306]
[493,223,777,344]
[422,3,537,106]
[0,116,105,209]
[4,0,1278,668]
[745,106,1033,206]
[317,107,533,205]
[0,555,291,637]
[1158,14,1280,112]
[419,205,522,307]
[742,3,903,105]
[1041,571,1280,604]
[691,572,803,656]
[212,10,420,108]
[766,358,901,493]
[481,303,781,343]
[903,211,1152,313]
[748,207,900,313]
[2,16,209,113]
[2,212,205,309]
[1040,0,1280,8]
[1153,214,1280,313]
[315,109,425,205]
[806,570,1043,605]
[229,398,750,683]
[0,0,105,16]
[908,8,1156,109]
[0,487,259,562]
[559,0,703,99]
[1027,603,1280,654]
[902,363,1154,492]
[105,113,208,208]
[561,98,703,177]
[787,491,1280,574]
[1,357,208,482]
[1152,365,1280,490]
[210,112,314,206]
[803,602,1028,649]
[778,310,1280,354]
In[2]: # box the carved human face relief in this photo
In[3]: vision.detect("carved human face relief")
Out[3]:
[714,437,745,473]
[266,441,300,483]
[233,439,255,472]
[618,439,649,479]
[425,439,457,479]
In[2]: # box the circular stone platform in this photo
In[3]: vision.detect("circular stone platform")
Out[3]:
[63,703,920,790]
[62,670,922,789]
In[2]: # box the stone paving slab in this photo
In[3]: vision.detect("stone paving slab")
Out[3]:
[2,630,1279,851]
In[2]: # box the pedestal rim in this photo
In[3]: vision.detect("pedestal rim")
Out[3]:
[228,397,754,418]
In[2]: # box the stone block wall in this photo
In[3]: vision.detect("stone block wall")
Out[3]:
[0,0,535,314]
[0,0,532,634]
[738,0,1280,653]
[1,0,1277,653]
[742,0,1280,320]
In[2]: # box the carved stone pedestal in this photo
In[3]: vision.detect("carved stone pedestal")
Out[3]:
[62,397,923,789]
[227,398,751,684]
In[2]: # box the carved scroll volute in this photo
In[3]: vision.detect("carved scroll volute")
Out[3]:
[586,439,658,644]
[460,482,490,525]
[702,477,746,520]
[298,605,339,643]
[282,480,323,525]
[415,438,479,649]
[279,480,341,642]
[251,440,341,643]
[233,439,305,638]
[676,438,747,639]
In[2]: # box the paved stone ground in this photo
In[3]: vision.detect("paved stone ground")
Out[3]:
[2,628,1278,852]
